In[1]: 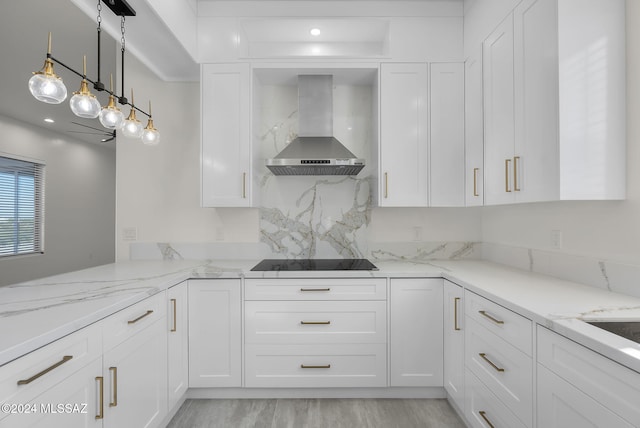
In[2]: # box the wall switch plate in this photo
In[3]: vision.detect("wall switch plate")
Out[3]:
[122,227,138,242]
[551,230,563,249]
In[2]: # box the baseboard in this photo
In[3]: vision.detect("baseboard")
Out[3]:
[185,386,446,399]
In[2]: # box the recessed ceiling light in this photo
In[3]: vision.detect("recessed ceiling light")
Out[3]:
[310,28,321,37]
[44,118,54,123]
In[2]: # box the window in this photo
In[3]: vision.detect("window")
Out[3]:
[0,155,44,257]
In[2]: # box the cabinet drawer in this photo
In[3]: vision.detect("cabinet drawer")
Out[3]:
[465,369,527,428]
[245,344,387,388]
[466,317,533,428]
[245,278,387,301]
[0,322,101,418]
[537,326,640,425]
[465,290,532,355]
[245,301,386,344]
[102,292,166,351]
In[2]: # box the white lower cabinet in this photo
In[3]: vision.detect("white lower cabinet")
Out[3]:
[167,282,188,411]
[465,368,527,428]
[537,364,633,428]
[188,279,242,388]
[389,278,443,387]
[537,326,640,427]
[244,278,387,388]
[443,280,464,410]
[101,294,168,428]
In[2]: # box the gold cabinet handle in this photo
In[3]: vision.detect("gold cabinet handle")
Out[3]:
[128,310,153,324]
[109,367,118,407]
[454,297,461,331]
[505,159,512,192]
[95,376,104,420]
[170,298,177,332]
[479,353,505,372]
[300,321,331,325]
[300,364,331,369]
[514,156,521,191]
[473,168,480,197]
[300,288,331,292]
[479,411,496,428]
[242,172,247,198]
[384,172,389,198]
[478,310,504,325]
[17,355,73,385]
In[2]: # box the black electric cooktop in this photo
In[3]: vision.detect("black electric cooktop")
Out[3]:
[251,259,378,271]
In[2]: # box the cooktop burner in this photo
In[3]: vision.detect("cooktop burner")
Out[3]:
[250,259,378,271]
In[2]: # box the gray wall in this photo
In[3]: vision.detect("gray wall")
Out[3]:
[0,114,115,286]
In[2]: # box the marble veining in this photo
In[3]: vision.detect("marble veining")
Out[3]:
[159,242,184,260]
[370,242,479,264]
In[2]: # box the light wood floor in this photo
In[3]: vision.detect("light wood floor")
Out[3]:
[166,398,466,428]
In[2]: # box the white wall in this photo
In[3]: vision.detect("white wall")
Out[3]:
[115,54,258,261]
[0,115,116,286]
[480,1,640,266]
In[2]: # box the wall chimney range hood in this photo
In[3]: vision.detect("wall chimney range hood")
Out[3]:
[266,75,365,176]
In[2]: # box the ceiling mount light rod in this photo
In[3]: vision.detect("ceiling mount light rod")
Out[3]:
[28,0,158,143]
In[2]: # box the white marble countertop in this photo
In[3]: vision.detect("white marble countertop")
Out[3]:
[1,258,639,375]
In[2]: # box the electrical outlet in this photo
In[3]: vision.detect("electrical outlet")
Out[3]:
[122,227,138,242]
[412,226,423,242]
[551,230,563,249]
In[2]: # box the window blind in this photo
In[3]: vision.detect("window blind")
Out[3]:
[0,156,45,257]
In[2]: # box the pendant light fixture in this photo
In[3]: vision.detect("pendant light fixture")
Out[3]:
[69,56,101,118]
[121,89,143,138]
[141,101,160,145]
[28,33,67,104]
[28,0,160,144]
[99,75,125,129]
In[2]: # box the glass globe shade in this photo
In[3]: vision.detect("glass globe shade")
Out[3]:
[70,93,101,119]
[122,118,143,138]
[98,95,125,130]
[141,118,160,145]
[28,73,67,104]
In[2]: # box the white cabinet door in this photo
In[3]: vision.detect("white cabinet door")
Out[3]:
[513,0,560,203]
[430,63,465,207]
[389,278,443,387]
[379,63,429,207]
[188,279,242,388]
[103,318,168,428]
[201,63,252,207]
[537,364,633,428]
[483,14,516,206]
[167,282,188,411]
[443,280,464,410]
[464,49,484,206]
[0,358,103,428]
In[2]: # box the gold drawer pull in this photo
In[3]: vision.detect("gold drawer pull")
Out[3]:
[109,367,118,407]
[473,168,479,197]
[384,172,389,198]
[479,411,495,428]
[505,158,512,192]
[514,156,521,191]
[478,310,504,325]
[128,309,153,324]
[454,297,461,331]
[300,364,331,369]
[300,321,331,325]
[242,172,247,199]
[479,353,505,372]
[170,299,177,332]
[17,355,73,385]
[300,288,331,292]
[95,376,104,420]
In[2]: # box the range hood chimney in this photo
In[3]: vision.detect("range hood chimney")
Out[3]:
[265,75,365,176]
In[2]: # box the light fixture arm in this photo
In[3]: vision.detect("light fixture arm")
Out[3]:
[94,0,105,91]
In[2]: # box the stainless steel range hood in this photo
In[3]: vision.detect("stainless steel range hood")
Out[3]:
[266,75,365,176]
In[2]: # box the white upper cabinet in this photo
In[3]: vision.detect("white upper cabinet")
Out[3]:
[379,63,429,207]
[201,63,254,207]
[483,14,517,206]
[464,49,484,206]
[481,0,626,205]
[430,63,465,207]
